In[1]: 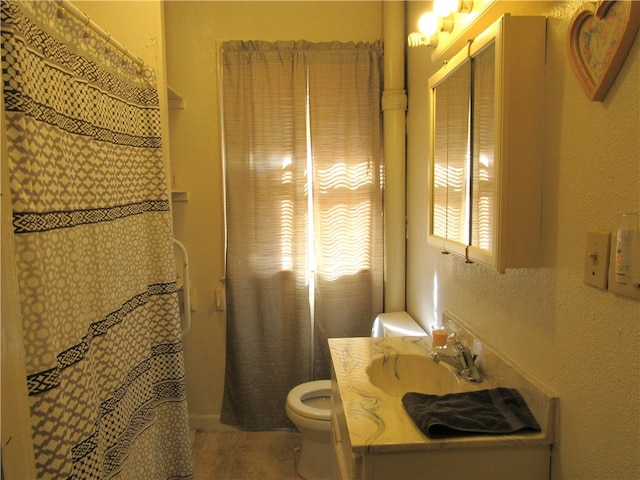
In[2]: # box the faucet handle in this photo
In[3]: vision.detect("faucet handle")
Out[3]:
[447,332,466,350]
[446,331,458,343]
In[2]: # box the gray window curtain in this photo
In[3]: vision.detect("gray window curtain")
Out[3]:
[221,40,384,430]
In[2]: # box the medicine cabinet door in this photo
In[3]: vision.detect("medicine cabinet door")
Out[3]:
[429,58,471,257]
[470,40,496,260]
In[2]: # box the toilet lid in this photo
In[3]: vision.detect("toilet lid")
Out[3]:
[287,380,332,421]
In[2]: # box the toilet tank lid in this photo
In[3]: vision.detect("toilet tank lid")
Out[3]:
[371,311,427,337]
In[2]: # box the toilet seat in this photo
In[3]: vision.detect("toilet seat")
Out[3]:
[286,380,331,421]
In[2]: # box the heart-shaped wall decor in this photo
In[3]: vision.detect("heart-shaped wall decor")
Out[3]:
[567,1,640,101]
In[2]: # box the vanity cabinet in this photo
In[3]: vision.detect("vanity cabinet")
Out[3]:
[331,374,550,480]
[329,334,557,480]
[428,15,546,272]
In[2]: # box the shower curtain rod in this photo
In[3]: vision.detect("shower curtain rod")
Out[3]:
[57,0,145,66]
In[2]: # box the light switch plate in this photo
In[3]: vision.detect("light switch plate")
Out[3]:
[584,230,610,289]
[608,232,640,300]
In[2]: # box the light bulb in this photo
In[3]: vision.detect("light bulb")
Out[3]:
[407,33,426,47]
[407,32,438,48]
[418,12,439,36]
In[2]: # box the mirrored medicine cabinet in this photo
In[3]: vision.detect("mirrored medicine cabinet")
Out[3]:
[428,14,546,273]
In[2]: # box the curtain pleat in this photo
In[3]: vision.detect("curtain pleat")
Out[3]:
[221,40,383,429]
[1,1,193,477]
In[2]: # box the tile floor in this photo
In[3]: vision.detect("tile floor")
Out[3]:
[191,430,304,479]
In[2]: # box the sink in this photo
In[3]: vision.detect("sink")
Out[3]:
[366,353,460,396]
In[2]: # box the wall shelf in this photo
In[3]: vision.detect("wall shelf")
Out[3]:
[171,190,189,202]
[167,85,184,109]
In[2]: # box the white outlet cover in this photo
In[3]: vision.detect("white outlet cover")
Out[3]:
[584,230,610,290]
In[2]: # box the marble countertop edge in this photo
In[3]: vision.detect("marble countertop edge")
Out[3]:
[329,334,558,454]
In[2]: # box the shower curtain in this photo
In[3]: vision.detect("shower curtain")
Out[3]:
[1,1,193,478]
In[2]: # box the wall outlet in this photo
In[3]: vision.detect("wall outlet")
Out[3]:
[608,232,640,300]
[584,230,610,290]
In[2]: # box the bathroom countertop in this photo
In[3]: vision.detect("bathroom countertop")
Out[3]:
[329,335,558,454]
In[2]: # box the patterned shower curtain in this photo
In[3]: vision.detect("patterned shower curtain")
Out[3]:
[1,1,193,478]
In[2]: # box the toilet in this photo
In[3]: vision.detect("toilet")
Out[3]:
[285,311,427,480]
[285,380,333,480]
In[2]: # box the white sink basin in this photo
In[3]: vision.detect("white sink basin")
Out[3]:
[366,353,460,396]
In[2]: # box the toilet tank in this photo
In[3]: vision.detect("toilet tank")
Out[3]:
[371,312,427,338]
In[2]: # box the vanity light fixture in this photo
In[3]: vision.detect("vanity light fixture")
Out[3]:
[407,0,474,48]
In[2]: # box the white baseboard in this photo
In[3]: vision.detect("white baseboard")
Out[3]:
[188,413,238,432]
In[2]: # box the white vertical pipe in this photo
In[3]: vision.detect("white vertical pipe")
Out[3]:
[382,1,407,312]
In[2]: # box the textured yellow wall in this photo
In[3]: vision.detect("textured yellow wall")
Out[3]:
[407,1,639,478]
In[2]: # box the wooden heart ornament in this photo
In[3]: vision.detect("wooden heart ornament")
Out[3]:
[567,1,640,101]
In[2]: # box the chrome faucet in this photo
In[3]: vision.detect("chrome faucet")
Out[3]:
[430,333,483,383]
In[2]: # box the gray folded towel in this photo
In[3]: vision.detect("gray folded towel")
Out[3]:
[402,387,541,439]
